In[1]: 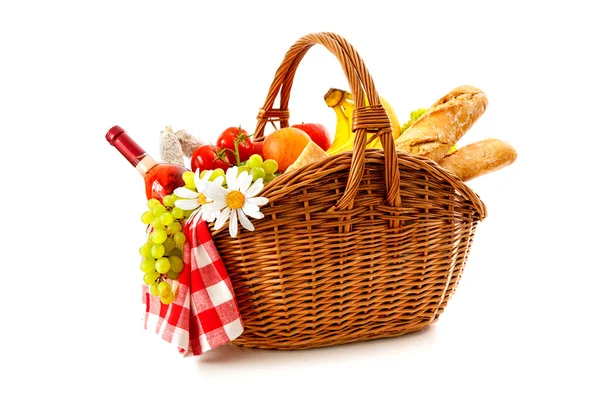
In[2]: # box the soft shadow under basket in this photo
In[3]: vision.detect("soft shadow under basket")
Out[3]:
[210,32,487,350]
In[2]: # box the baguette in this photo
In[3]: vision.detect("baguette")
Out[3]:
[438,138,517,182]
[395,85,488,162]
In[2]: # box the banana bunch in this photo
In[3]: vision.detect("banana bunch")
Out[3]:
[324,88,401,155]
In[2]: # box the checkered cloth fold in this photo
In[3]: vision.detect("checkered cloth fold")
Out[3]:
[143,216,244,356]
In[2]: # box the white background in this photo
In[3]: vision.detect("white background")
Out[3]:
[1,0,599,399]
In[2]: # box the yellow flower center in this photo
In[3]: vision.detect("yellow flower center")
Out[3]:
[198,193,208,205]
[226,190,245,209]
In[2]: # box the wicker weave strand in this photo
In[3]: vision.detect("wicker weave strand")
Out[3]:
[352,105,392,131]
[257,108,290,124]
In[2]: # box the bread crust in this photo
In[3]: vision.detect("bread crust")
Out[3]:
[395,85,488,162]
[438,138,517,182]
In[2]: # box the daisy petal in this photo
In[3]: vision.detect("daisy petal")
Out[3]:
[201,210,217,223]
[212,175,225,187]
[214,208,230,230]
[202,200,226,213]
[242,202,259,215]
[198,204,214,221]
[244,180,264,198]
[226,167,239,191]
[237,172,253,193]
[243,208,263,219]
[246,196,269,206]
[202,170,213,183]
[193,169,205,192]
[237,209,255,231]
[205,182,229,200]
[174,187,200,199]
[174,199,201,210]
[190,209,203,225]
[229,209,238,238]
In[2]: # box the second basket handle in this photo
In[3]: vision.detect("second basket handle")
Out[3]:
[253,32,401,210]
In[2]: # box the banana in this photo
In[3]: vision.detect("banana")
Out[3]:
[324,88,401,155]
[324,89,354,155]
[333,93,380,148]
[339,90,354,121]
[381,96,401,141]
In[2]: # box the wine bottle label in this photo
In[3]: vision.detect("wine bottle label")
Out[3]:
[136,155,157,175]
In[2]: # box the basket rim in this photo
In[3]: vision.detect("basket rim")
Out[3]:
[258,148,487,218]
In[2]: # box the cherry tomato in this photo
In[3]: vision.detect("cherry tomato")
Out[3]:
[190,144,230,173]
[216,126,254,164]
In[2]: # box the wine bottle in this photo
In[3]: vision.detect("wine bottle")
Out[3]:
[106,125,187,201]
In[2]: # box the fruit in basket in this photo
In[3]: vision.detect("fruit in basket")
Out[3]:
[242,153,279,184]
[190,144,231,173]
[216,126,254,165]
[251,141,264,158]
[324,88,401,155]
[262,159,278,175]
[325,92,352,154]
[263,127,311,172]
[150,229,168,244]
[290,123,332,151]
[138,193,189,305]
[245,154,262,169]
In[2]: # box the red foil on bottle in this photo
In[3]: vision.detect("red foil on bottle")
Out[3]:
[106,125,146,167]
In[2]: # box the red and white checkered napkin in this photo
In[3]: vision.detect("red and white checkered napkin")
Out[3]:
[142,216,244,356]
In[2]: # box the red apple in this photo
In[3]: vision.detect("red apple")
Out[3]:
[263,127,311,173]
[291,123,331,152]
[252,141,264,158]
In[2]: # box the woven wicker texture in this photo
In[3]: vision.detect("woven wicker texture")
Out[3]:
[212,32,487,350]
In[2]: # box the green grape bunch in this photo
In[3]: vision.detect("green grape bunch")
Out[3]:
[139,195,188,305]
[236,154,279,184]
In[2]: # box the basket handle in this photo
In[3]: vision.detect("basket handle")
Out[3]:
[253,32,401,211]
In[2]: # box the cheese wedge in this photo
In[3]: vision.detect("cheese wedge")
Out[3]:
[286,141,329,172]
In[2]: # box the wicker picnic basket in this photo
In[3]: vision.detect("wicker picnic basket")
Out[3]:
[211,32,487,350]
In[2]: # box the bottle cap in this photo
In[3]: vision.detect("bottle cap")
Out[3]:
[106,125,125,145]
[105,125,146,167]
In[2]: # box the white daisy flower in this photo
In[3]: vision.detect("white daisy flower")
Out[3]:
[203,166,269,238]
[174,169,224,222]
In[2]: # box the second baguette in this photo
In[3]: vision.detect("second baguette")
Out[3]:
[438,138,517,182]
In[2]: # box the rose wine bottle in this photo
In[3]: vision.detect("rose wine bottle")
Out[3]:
[106,125,187,201]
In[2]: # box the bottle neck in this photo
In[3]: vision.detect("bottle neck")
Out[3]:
[135,154,158,175]
[106,125,158,175]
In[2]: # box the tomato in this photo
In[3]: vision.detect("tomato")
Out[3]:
[190,144,230,173]
[216,126,254,164]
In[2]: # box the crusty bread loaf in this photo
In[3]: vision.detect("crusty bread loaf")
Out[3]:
[438,138,517,182]
[395,85,488,162]
[286,140,329,172]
